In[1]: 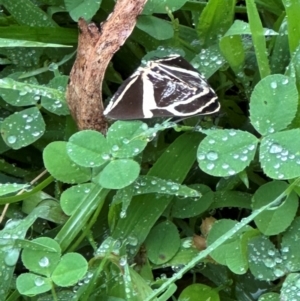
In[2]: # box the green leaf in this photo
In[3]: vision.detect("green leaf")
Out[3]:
[170,185,213,218]
[0,209,52,297]
[225,229,259,275]
[252,181,298,235]
[1,107,45,149]
[142,0,188,14]
[43,141,91,184]
[16,273,52,296]
[112,177,201,215]
[191,44,226,78]
[65,0,102,22]
[197,129,258,177]
[258,293,280,301]
[250,74,298,135]
[248,236,285,281]
[136,16,174,40]
[270,18,290,74]
[179,283,220,301]
[210,191,252,210]
[106,121,148,159]
[132,176,201,197]
[0,73,40,106]
[67,130,109,168]
[165,238,200,267]
[51,253,88,287]
[1,0,57,27]
[281,273,300,300]
[222,20,278,36]
[0,78,66,106]
[0,183,29,196]
[60,183,95,215]
[0,26,77,44]
[0,38,72,48]
[219,34,245,74]
[41,76,69,116]
[281,217,300,272]
[99,159,140,189]
[196,0,235,48]
[145,221,180,265]
[260,129,300,179]
[21,237,61,276]
[219,20,277,75]
[126,267,157,301]
[207,219,250,267]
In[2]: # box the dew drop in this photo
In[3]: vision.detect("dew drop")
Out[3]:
[206,163,215,170]
[101,154,110,160]
[34,276,45,287]
[120,210,127,218]
[270,81,277,89]
[171,185,179,191]
[206,151,218,161]
[269,143,283,154]
[141,123,148,130]
[273,268,285,277]
[263,258,276,268]
[32,132,40,137]
[268,250,275,256]
[112,145,119,152]
[4,248,19,266]
[198,154,205,160]
[119,256,127,266]
[7,136,17,144]
[39,256,49,267]
[127,235,138,246]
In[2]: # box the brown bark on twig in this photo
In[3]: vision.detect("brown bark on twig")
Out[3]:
[66,0,148,134]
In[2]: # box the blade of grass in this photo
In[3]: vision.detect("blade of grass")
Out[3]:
[245,0,271,79]
[282,0,300,54]
[112,132,204,249]
[196,0,236,48]
[54,185,109,252]
[145,178,300,300]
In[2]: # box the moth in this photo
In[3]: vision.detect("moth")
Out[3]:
[103,55,220,120]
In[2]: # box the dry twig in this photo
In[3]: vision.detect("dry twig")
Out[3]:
[66,0,147,134]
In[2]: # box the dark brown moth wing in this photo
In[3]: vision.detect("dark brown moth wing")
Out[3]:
[104,55,220,119]
[103,73,145,120]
